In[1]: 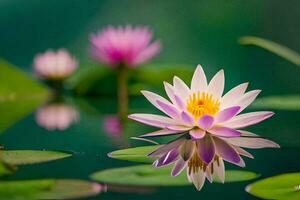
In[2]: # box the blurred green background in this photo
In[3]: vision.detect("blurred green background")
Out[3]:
[1,0,300,94]
[0,0,299,199]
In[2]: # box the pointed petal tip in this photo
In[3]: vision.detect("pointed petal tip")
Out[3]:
[273,142,280,148]
[127,114,136,120]
[173,75,185,84]
[127,114,133,119]
[140,90,147,94]
[152,160,159,167]
[163,81,171,86]
[196,64,204,71]
[195,185,204,191]
[255,89,262,94]
[107,152,113,158]
[268,111,275,117]
[219,177,225,184]
[245,185,252,193]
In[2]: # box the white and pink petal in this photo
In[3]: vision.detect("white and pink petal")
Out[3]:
[207,69,224,100]
[222,111,274,129]
[128,113,177,128]
[197,135,215,164]
[209,126,241,137]
[171,158,187,176]
[235,90,261,113]
[224,131,280,149]
[156,100,180,119]
[173,76,190,102]
[191,64,207,92]
[198,115,214,130]
[189,129,206,139]
[213,137,241,165]
[215,106,240,123]
[181,111,194,126]
[141,90,171,112]
[220,82,248,109]
[139,129,181,138]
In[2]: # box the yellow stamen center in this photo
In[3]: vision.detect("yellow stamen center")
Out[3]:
[186,92,220,119]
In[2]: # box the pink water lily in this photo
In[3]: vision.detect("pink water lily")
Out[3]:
[129,65,279,190]
[90,25,161,67]
[33,49,78,80]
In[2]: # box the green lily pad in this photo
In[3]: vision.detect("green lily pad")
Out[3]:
[0,59,50,132]
[38,179,103,199]
[91,165,258,186]
[0,161,16,176]
[1,150,72,165]
[108,145,159,163]
[246,172,300,200]
[239,36,300,66]
[252,95,300,110]
[0,179,102,200]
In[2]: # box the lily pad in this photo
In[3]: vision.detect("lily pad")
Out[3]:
[1,150,72,165]
[0,161,16,176]
[252,95,300,110]
[239,36,300,66]
[246,172,300,200]
[38,179,103,199]
[0,179,103,200]
[108,145,159,163]
[91,165,258,186]
[0,59,50,132]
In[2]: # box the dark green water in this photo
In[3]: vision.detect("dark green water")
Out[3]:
[0,0,299,199]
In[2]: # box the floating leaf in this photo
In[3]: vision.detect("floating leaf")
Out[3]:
[1,150,71,165]
[0,59,50,132]
[108,145,159,163]
[0,179,53,199]
[246,172,300,200]
[91,165,258,186]
[0,179,102,200]
[239,36,300,66]
[252,95,300,110]
[38,179,103,199]
[0,161,16,176]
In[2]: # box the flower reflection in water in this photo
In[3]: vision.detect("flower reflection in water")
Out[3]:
[36,103,79,131]
[103,115,123,137]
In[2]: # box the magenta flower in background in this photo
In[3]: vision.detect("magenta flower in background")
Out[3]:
[90,25,161,67]
[103,115,122,136]
[129,65,279,190]
[36,103,79,131]
[33,49,78,80]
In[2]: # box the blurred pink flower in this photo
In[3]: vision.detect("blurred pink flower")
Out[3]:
[103,115,122,136]
[90,25,161,67]
[33,49,78,80]
[36,103,79,131]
